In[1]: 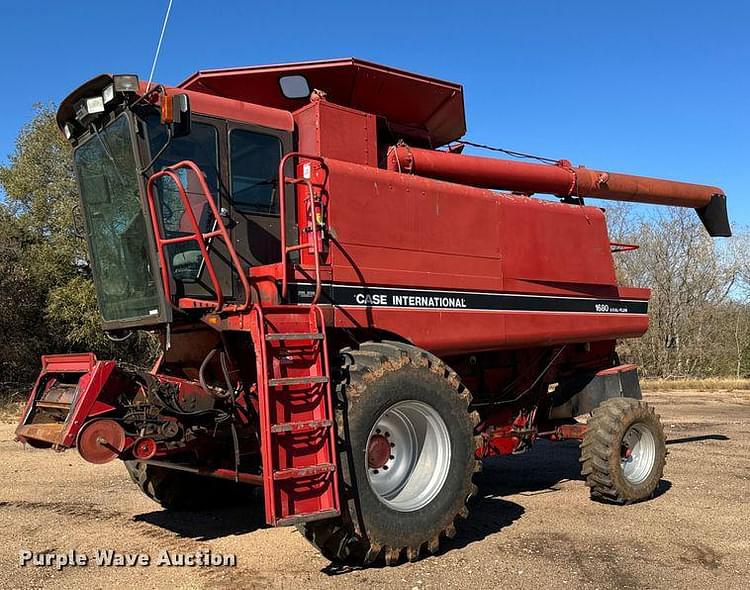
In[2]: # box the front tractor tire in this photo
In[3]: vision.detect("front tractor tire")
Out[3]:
[300,342,480,567]
[580,397,666,504]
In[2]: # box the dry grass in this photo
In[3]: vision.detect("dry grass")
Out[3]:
[0,388,26,423]
[641,377,750,391]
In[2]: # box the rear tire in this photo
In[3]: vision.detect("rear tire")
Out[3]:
[299,341,480,566]
[124,461,251,511]
[580,397,666,504]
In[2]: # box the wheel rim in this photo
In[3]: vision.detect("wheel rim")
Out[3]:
[620,422,657,485]
[366,400,451,512]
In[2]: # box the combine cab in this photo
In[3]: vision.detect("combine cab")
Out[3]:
[17,59,729,565]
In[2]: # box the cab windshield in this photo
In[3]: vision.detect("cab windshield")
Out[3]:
[74,115,162,323]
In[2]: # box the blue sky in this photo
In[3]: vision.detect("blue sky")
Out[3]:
[1,1,747,224]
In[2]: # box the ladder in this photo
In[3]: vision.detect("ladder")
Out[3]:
[252,304,340,526]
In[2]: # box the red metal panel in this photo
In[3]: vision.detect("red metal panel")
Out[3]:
[500,194,617,287]
[326,160,503,291]
[180,58,465,147]
[154,84,294,133]
[293,100,377,167]
[41,353,97,373]
[331,306,646,356]
[313,157,648,354]
[16,355,117,448]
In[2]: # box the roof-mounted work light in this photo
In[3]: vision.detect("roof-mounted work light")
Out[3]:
[102,84,115,104]
[113,74,139,93]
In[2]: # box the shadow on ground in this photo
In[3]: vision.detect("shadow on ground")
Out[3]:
[666,434,730,445]
[134,434,720,551]
[480,439,584,496]
[323,441,583,574]
[133,487,267,541]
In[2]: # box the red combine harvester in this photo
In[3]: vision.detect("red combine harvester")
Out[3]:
[16,59,730,566]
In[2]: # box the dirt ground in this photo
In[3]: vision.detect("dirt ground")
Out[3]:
[1,389,748,590]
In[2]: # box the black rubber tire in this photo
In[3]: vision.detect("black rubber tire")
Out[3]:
[299,341,481,566]
[124,461,251,511]
[580,397,666,504]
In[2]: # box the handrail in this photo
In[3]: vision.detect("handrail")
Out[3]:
[145,160,251,312]
[284,178,324,304]
[277,152,327,303]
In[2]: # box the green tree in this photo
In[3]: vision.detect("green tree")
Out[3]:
[0,105,155,383]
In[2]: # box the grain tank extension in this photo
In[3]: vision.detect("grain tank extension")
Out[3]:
[16,59,729,566]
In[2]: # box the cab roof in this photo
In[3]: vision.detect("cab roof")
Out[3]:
[180,58,466,147]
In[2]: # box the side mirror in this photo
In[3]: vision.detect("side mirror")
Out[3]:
[161,93,191,138]
[171,93,191,138]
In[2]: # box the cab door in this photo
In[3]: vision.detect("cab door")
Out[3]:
[225,124,292,276]
[143,115,234,303]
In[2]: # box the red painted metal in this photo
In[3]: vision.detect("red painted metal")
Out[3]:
[252,304,340,525]
[367,434,391,469]
[597,363,638,376]
[180,58,466,147]
[143,460,264,486]
[39,60,732,534]
[132,437,158,460]
[76,419,127,464]
[387,145,724,208]
[318,157,650,354]
[476,414,588,457]
[277,152,327,302]
[145,160,250,312]
[539,423,589,441]
[477,426,522,457]
[16,354,117,449]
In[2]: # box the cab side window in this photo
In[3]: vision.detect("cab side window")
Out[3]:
[146,120,220,281]
[229,129,282,215]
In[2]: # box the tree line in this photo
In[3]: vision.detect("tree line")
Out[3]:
[608,203,748,378]
[0,106,152,385]
[0,107,745,384]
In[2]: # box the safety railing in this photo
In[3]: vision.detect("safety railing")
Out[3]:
[277,153,328,304]
[146,160,250,312]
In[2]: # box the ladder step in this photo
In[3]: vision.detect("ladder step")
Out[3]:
[275,508,340,527]
[266,332,324,341]
[271,419,333,434]
[268,376,329,387]
[273,463,336,481]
